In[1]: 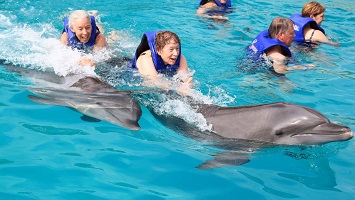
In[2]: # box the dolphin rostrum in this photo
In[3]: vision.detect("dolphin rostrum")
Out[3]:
[2,63,142,130]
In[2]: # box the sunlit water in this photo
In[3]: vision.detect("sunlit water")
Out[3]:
[0,0,355,199]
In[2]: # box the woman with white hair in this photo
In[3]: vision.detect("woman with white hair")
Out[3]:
[60,10,107,66]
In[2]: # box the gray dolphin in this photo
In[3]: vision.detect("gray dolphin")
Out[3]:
[150,102,353,169]
[2,63,142,130]
[198,102,353,145]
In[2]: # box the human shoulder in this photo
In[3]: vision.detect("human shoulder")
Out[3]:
[199,1,217,9]
[136,50,158,76]
[94,33,107,49]
[60,32,68,45]
[266,45,284,57]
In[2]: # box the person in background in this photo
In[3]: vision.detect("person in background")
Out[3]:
[290,1,339,47]
[247,17,314,75]
[60,10,107,66]
[196,0,232,21]
[131,30,192,95]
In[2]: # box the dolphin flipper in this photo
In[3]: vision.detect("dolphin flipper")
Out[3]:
[80,115,101,123]
[197,151,250,169]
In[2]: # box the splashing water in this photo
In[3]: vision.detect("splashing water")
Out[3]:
[0,12,236,133]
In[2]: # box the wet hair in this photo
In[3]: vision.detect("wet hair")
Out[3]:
[199,0,210,5]
[155,31,181,51]
[268,17,294,38]
[68,10,91,28]
[301,1,326,17]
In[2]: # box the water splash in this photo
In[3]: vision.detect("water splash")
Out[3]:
[0,14,116,77]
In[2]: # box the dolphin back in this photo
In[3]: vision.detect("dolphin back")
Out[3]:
[28,78,142,130]
[2,61,143,130]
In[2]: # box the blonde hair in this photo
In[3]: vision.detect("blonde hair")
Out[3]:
[302,1,326,17]
[68,10,91,28]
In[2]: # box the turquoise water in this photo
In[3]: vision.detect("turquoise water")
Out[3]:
[1,0,355,199]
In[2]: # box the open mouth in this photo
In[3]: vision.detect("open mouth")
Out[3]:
[169,58,176,63]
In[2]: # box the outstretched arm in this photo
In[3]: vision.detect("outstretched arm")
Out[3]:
[196,7,229,21]
[267,46,314,74]
[306,29,339,47]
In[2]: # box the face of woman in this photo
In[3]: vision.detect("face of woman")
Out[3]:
[312,12,325,25]
[70,17,92,43]
[157,39,180,66]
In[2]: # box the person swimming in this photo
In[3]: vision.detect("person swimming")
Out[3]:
[196,0,232,21]
[290,1,339,47]
[131,30,193,95]
[60,10,107,66]
[247,17,314,75]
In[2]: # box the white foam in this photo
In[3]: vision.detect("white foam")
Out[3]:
[157,99,213,131]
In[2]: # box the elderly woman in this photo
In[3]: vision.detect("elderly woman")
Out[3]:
[60,10,107,66]
[131,30,192,95]
[290,1,338,46]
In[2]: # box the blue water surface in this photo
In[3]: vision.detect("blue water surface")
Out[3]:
[0,0,355,199]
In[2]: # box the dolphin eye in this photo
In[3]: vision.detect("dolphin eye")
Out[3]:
[275,130,284,136]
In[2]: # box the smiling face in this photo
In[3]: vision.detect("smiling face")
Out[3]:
[157,38,180,66]
[70,17,92,43]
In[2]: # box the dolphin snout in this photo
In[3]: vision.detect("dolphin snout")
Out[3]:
[346,130,354,138]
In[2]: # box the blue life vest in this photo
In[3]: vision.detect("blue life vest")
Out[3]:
[198,0,232,14]
[63,16,99,51]
[290,14,325,43]
[199,0,231,8]
[247,30,292,58]
[131,31,181,73]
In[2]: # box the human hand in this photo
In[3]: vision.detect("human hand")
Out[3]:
[329,42,340,47]
[78,57,96,67]
[212,15,229,21]
[183,76,193,85]
[304,64,315,70]
[176,83,192,96]
[171,76,193,96]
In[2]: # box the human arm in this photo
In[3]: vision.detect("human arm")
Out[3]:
[175,55,193,95]
[305,29,340,47]
[267,46,314,74]
[137,52,193,95]
[59,32,69,45]
[80,32,107,66]
[93,32,107,52]
[196,5,229,21]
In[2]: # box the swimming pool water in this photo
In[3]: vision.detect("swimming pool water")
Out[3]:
[0,0,355,199]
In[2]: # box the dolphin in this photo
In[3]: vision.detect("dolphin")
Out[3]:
[149,102,354,169]
[198,102,353,145]
[1,63,142,130]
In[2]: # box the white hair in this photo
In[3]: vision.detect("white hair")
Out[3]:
[68,10,91,28]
